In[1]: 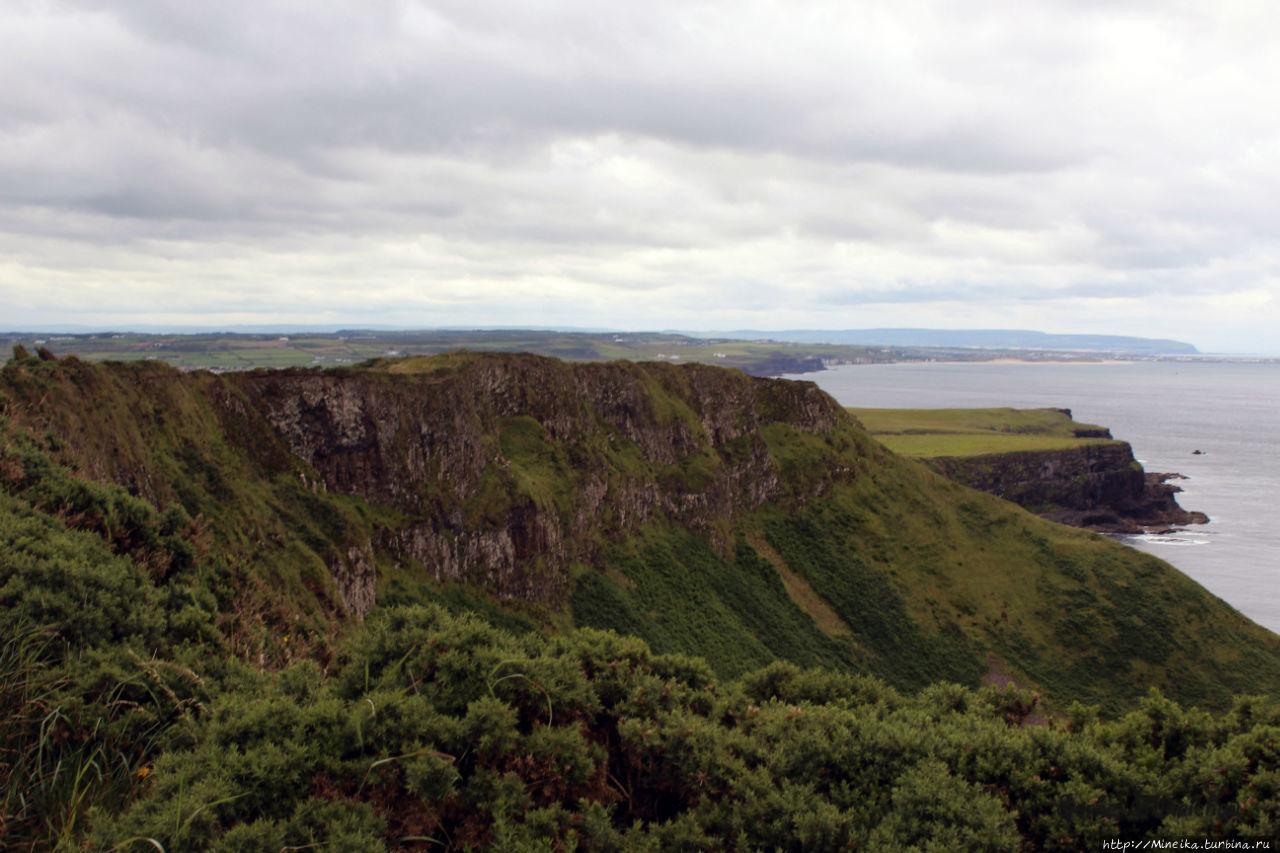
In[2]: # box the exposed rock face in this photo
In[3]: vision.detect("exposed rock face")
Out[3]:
[225,355,856,607]
[0,352,860,615]
[926,443,1208,533]
[332,542,378,618]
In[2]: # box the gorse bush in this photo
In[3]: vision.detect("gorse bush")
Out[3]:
[0,432,225,848]
[75,605,1280,851]
[0,431,203,583]
[0,436,220,653]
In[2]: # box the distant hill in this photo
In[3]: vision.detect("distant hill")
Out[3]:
[688,328,1199,355]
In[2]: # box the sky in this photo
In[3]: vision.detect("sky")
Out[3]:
[3,1,1279,354]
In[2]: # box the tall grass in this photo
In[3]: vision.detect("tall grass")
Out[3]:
[1,622,70,847]
[0,624,204,850]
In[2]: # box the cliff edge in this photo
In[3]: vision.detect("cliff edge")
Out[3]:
[926,443,1209,533]
[850,406,1208,533]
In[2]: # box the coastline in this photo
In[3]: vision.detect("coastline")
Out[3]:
[850,406,1209,535]
[791,360,1280,634]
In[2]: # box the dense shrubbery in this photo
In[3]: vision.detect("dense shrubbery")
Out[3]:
[72,604,1280,851]
[0,432,225,847]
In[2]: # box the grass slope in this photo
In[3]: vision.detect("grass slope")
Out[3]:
[572,453,1280,714]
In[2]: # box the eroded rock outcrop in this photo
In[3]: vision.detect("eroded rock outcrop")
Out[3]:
[225,355,859,606]
[926,442,1208,534]
[0,351,865,615]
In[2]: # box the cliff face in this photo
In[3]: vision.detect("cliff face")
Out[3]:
[925,442,1207,533]
[221,355,856,609]
[0,352,862,619]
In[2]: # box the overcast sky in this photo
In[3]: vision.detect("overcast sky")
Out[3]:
[3,1,1279,353]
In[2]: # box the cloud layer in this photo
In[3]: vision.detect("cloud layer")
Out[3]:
[3,0,1279,352]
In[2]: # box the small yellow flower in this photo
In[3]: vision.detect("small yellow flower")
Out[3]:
[137,765,153,778]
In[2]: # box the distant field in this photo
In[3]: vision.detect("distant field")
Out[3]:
[848,406,1121,457]
[5,328,1162,377]
[3,330,904,375]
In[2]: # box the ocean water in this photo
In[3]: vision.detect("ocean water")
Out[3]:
[783,361,1280,634]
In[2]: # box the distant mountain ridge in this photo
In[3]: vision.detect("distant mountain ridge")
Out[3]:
[685,328,1199,355]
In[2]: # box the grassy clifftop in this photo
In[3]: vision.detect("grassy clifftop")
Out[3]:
[852,406,1206,532]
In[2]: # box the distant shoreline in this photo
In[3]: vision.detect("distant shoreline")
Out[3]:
[793,355,1280,376]
[909,358,1133,366]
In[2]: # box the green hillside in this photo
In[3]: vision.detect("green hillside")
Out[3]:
[1,352,1274,708]
[3,350,1279,847]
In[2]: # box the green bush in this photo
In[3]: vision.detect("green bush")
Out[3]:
[75,606,1280,850]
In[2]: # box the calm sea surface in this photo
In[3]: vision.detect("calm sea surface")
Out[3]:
[784,362,1280,634]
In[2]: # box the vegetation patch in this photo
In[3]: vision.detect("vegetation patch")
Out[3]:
[743,531,854,641]
[571,524,856,677]
[30,606,1280,851]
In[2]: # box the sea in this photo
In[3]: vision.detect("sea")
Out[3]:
[783,361,1280,634]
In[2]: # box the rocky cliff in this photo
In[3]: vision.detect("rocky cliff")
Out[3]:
[219,354,858,611]
[0,350,862,618]
[925,441,1208,533]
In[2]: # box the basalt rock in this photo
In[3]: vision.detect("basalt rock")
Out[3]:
[224,355,854,608]
[0,352,858,619]
[926,442,1208,534]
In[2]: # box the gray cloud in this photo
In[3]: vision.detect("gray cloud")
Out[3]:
[1,0,1278,352]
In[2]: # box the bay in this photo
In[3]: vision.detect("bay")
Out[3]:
[784,361,1280,634]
